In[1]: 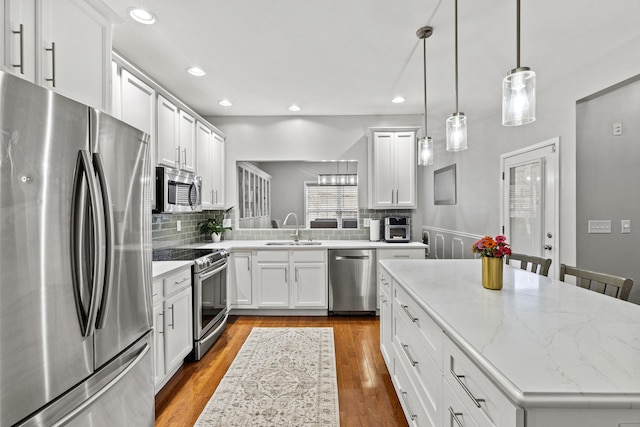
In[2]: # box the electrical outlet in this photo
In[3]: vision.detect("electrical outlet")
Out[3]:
[363,218,371,227]
[177,220,181,232]
[613,122,623,136]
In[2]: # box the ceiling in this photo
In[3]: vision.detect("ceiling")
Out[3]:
[104,0,640,117]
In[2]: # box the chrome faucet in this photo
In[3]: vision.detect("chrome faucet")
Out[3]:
[283,212,300,242]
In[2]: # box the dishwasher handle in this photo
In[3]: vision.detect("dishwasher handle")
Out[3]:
[335,255,370,261]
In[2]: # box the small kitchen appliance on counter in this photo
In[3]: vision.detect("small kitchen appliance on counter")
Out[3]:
[384,216,411,242]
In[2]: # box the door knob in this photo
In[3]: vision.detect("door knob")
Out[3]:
[544,245,552,250]
[546,232,553,238]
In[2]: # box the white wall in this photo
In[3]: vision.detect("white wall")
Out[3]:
[421,34,640,272]
[207,114,421,223]
[576,77,640,304]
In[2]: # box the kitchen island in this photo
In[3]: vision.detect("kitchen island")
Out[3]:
[380,258,640,427]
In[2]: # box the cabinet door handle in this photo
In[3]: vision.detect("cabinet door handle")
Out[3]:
[174,277,189,285]
[158,311,164,334]
[169,304,175,329]
[448,407,464,427]
[175,147,180,168]
[399,390,417,421]
[214,190,218,204]
[450,355,485,408]
[394,255,411,258]
[12,24,24,74]
[45,42,56,87]
[401,304,418,323]
[396,189,399,204]
[391,190,394,204]
[182,148,187,168]
[401,343,418,366]
[295,267,299,282]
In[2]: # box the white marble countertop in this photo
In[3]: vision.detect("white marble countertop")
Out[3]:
[380,258,640,409]
[183,240,427,251]
[152,260,193,278]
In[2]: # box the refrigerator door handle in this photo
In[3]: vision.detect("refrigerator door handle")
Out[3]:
[93,152,115,329]
[49,343,151,427]
[71,150,106,338]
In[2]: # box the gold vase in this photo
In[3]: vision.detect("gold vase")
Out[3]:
[482,256,503,290]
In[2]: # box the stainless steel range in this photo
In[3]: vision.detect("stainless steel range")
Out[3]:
[153,248,229,360]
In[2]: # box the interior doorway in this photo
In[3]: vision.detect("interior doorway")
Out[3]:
[500,138,560,278]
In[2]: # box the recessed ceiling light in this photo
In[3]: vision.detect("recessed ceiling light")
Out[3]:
[218,99,233,107]
[288,104,301,112]
[392,96,406,104]
[128,8,156,25]
[187,66,206,77]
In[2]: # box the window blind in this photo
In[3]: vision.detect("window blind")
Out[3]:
[304,182,358,228]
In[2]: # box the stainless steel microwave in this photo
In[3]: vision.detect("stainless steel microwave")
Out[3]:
[155,167,202,213]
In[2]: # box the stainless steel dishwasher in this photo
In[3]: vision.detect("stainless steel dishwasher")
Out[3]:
[328,249,376,314]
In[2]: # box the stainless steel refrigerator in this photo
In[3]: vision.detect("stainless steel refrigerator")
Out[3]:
[0,70,154,426]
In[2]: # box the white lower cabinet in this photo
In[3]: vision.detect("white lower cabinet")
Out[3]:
[252,250,327,310]
[152,265,193,393]
[379,267,393,369]
[230,251,253,308]
[163,286,193,371]
[381,263,523,427]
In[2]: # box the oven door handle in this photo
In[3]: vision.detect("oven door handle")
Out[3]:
[197,261,228,281]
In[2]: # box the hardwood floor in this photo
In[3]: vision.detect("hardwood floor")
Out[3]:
[155,315,408,427]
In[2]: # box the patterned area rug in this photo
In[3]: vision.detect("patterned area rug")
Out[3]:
[194,327,340,426]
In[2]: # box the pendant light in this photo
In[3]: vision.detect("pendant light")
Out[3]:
[416,26,434,166]
[446,0,467,151]
[502,0,536,126]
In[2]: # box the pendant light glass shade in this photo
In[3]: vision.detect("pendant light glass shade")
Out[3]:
[446,0,468,152]
[417,136,433,166]
[446,113,467,152]
[502,67,536,126]
[502,0,536,126]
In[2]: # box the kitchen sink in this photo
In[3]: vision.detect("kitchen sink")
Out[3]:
[265,241,322,246]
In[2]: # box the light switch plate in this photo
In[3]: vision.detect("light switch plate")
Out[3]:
[363,218,371,228]
[177,220,181,232]
[621,220,631,234]
[588,220,611,234]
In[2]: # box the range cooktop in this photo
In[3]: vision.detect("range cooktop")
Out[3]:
[153,247,229,273]
[152,248,218,262]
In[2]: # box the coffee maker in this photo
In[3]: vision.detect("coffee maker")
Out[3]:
[383,216,411,243]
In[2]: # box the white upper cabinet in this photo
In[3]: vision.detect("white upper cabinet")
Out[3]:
[40,0,116,110]
[196,121,213,206]
[157,94,179,169]
[196,121,225,209]
[157,97,195,173]
[3,0,38,82]
[178,110,195,172]
[368,128,418,209]
[2,0,117,110]
[211,133,225,208]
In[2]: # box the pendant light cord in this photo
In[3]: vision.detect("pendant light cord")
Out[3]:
[516,0,521,68]
[423,38,428,134]
[454,0,459,114]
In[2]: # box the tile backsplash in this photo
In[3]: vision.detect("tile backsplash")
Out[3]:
[152,209,415,247]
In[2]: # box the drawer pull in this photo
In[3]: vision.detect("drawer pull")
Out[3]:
[401,343,419,366]
[450,355,485,408]
[448,407,464,427]
[401,304,418,323]
[174,277,189,285]
[399,390,417,421]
